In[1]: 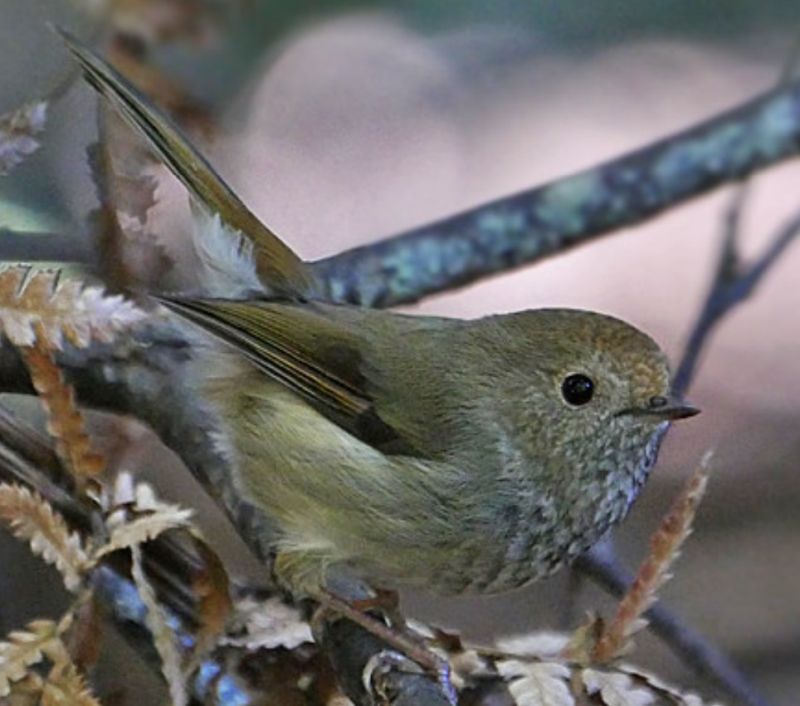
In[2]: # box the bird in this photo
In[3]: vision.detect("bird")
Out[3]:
[59,30,698,605]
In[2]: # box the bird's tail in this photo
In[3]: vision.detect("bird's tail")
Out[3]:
[58,28,317,299]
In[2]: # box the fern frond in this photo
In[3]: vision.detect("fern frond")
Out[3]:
[0,620,59,697]
[41,663,103,706]
[94,505,193,559]
[591,458,711,663]
[21,344,105,482]
[0,484,88,592]
[0,266,146,350]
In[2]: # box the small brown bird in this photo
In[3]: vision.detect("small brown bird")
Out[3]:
[62,32,698,603]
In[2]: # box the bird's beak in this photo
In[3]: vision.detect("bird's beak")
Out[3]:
[618,395,700,421]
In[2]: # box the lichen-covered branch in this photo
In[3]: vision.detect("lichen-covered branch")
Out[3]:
[314,78,800,307]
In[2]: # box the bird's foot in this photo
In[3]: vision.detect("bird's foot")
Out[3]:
[312,590,456,704]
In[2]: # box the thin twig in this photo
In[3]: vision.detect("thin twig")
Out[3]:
[673,207,800,396]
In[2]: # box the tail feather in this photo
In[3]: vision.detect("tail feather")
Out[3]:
[58,28,316,299]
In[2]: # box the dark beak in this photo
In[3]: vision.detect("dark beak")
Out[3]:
[618,395,700,421]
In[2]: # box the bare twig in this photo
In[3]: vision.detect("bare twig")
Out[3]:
[314,75,800,307]
[672,205,800,397]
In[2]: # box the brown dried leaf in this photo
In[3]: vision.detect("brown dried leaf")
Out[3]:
[0,484,89,592]
[89,111,172,290]
[591,459,711,663]
[0,102,47,175]
[64,592,103,673]
[130,545,187,706]
[21,344,105,483]
[190,537,232,654]
[41,663,103,706]
[0,620,60,697]
[0,267,147,350]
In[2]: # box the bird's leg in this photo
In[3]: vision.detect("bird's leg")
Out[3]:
[349,587,408,631]
[312,590,456,703]
[273,549,456,700]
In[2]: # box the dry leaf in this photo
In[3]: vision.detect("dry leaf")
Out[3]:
[591,458,711,663]
[189,537,232,655]
[0,102,47,175]
[21,344,105,482]
[64,592,103,673]
[0,620,60,697]
[0,484,89,592]
[496,660,574,706]
[0,267,146,350]
[130,545,187,706]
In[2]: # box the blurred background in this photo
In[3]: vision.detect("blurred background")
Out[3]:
[1,1,799,704]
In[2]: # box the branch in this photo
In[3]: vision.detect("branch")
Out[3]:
[313,77,800,307]
[0,229,91,264]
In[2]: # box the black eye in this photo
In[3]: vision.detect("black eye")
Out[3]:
[561,373,594,406]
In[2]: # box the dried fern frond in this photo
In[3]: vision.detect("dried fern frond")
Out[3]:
[496,660,574,706]
[0,484,89,592]
[94,476,193,560]
[0,266,146,350]
[94,504,193,559]
[591,458,711,663]
[223,596,312,652]
[0,620,60,697]
[41,662,103,706]
[21,344,105,482]
[0,101,47,175]
[581,669,656,706]
[131,545,187,706]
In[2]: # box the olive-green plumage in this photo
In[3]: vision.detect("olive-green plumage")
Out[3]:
[165,299,690,595]
[62,30,698,600]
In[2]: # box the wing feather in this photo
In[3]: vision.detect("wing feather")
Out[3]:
[158,297,411,451]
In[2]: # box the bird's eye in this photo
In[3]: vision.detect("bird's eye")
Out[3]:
[561,373,594,406]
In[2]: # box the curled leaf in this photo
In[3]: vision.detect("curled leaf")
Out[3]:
[131,545,187,706]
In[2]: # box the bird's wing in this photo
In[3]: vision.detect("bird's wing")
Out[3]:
[158,297,417,453]
[59,29,315,299]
